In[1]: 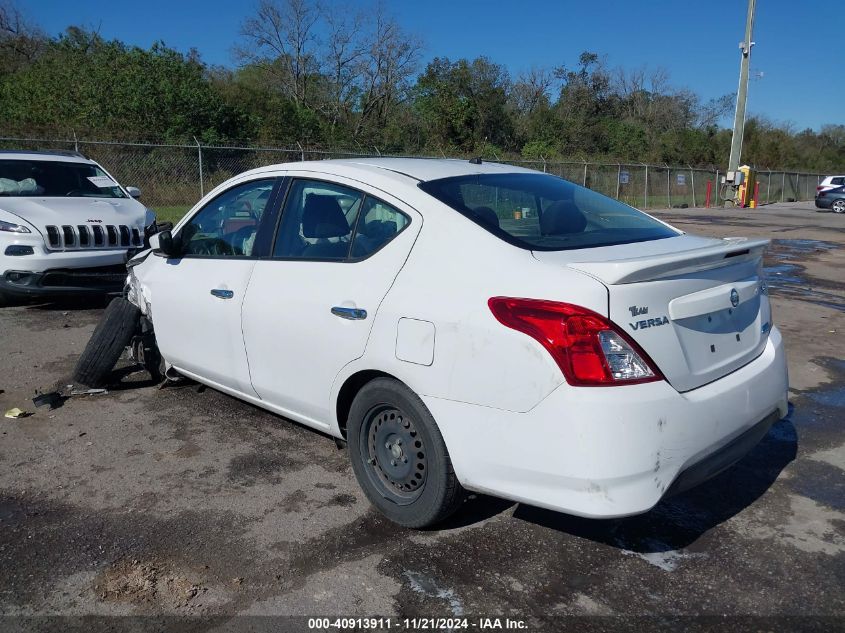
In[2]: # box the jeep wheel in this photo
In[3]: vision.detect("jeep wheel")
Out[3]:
[73,297,141,387]
[347,378,464,528]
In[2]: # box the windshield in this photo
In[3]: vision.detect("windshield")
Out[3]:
[0,159,127,199]
[419,173,679,251]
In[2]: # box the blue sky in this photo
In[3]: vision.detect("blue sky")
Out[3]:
[27,0,842,131]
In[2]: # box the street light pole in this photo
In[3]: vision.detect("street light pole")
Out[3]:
[726,0,756,196]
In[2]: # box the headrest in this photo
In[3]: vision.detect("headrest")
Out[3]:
[472,206,500,228]
[359,219,397,240]
[302,194,349,238]
[540,200,587,235]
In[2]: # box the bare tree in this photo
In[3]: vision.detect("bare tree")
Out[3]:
[237,0,321,105]
[511,67,556,117]
[353,4,422,138]
[0,0,44,71]
[697,94,734,128]
[322,5,367,128]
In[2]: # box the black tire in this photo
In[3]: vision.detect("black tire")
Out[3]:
[347,378,464,528]
[73,297,141,387]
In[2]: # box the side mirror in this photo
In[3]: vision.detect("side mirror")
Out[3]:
[126,186,142,199]
[153,229,181,258]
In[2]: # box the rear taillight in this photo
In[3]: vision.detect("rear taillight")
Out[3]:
[817,186,823,191]
[488,297,663,387]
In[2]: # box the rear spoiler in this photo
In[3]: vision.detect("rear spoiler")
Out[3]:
[566,238,769,285]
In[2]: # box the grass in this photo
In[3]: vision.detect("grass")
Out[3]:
[152,205,191,225]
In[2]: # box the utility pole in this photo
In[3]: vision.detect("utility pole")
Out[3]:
[724,0,756,204]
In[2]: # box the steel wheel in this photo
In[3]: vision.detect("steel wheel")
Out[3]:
[347,378,464,527]
[359,405,427,504]
[832,200,845,214]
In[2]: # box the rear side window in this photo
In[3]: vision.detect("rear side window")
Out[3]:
[273,178,410,261]
[419,173,678,251]
[273,180,364,260]
[351,198,410,259]
[832,177,845,186]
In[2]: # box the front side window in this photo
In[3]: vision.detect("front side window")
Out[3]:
[0,159,127,198]
[180,179,276,257]
[419,173,679,251]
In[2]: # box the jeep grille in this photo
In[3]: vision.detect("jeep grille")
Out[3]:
[44,224,142,250]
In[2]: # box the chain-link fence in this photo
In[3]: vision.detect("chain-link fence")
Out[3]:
[0,136,827,220]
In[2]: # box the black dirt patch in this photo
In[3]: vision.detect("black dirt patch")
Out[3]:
[279,490,309,513]
[328,493,357,507]
[226,451,305,486]
[0,492,272,613]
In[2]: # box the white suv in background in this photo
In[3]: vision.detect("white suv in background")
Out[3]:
[0,150,154,304]
[817,175,845,193]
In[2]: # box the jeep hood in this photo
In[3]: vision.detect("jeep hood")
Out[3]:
[0,197,148,232]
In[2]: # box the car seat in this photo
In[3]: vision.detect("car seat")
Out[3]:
[471,206,500,229]
[300,194,351,259]
[539,200,587,235]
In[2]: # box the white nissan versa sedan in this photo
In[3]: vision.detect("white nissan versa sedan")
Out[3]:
[75,158,789,528]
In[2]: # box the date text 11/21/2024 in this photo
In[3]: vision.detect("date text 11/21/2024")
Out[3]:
[307,617,528,630]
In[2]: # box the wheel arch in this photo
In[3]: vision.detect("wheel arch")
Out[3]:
[335,369,404,439]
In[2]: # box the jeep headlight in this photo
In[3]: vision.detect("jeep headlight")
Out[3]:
[0,220,31,233]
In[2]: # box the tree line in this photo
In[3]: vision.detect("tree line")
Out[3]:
[1,0,842,171]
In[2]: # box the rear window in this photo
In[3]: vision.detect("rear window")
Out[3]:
[0,159,127,199]
[419,173,678,251]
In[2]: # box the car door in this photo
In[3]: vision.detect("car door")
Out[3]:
[240,175,421,429]
[148,176,283,394]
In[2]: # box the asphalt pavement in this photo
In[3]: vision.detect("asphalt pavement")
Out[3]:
[0,201,843,631]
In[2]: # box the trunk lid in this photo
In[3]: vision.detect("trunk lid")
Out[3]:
[533,235,772,392]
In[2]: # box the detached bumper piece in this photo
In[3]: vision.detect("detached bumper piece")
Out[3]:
[2,265,127,297]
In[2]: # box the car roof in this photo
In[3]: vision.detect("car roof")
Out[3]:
[0,149,95,164]
[252,157,539,184]
[330,158,539,182]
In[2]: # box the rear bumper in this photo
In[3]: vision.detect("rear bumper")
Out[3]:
[423,326,789,519]
[664,409,779,496]
[814,198,832,209]
[1,265,127,297]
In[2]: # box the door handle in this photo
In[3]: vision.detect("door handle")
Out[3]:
[331,306,367,320]
[210,289,234,300]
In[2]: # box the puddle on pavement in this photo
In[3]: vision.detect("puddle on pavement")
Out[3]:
[769,239,838,256]
[788,359,844,431]
[764,239,844,311]
[803,358,845,410]
[780,358,845,512]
